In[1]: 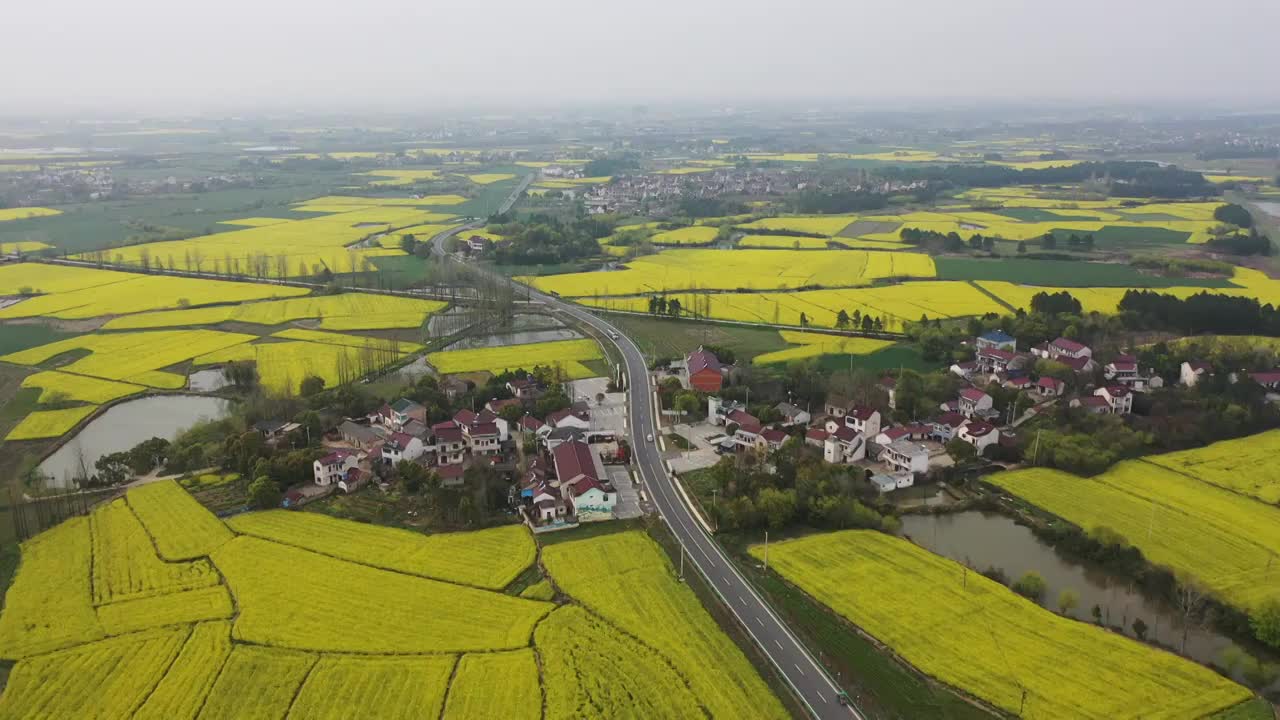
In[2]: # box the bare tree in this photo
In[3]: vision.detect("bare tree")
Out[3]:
[1174,574,1208,654]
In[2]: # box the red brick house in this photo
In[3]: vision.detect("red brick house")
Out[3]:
[686,346,725,393]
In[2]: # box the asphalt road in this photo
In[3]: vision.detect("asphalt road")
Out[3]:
[434,221,861,719]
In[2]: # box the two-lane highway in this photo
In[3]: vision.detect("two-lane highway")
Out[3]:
[433,222,861,719]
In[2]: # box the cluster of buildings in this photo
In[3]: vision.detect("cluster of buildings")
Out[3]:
[515,439,619,530]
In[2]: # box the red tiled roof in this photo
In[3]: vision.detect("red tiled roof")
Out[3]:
[520,415,545,431]
[435,464,465,479]
[1051,337,1088,353]
[960,388,989,402]
[552,440,599,485]
[760,428,787,443]
[1109,361,1137,371]
[453,409,477,425]
[726,408,759,426]
[934,412,967,428]
[432,420,458,431]
[1101,385,1130,398]
[806,428,830,441]
[963,420,996,437]
[978,348,1016,362]
[1058,356,1092,372]
[879,427,910,441]
[470,422,499,437]
[833,426,859,442]
[433,426,464,443]
[1036,376,1063,389]
[1251,371,1280,385]
[1006,376,1031,386]
[570,477,606,497]
[686,346,722,375]
[486,398,522,413]
[318,449,353,465]
[476,409,498,423]
[849,406,877,421]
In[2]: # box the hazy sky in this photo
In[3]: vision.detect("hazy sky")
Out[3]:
[5,0,1278,114]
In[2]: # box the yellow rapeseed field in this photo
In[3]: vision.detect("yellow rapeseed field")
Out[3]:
[0,207,60,222]
[466,173,517,184]
[212,535,552,654]
[427,338,603,379]
[528,248,936,297]
[95,585,234,636]
[73,205,457,277]
[197,644,317,720]
[127,480,235,561]
[542,531,787,720]
[753,531,1249,719]
[0,265,308,319]
[990,462,1280,611]
[133,620,232,720]
[226,511,535,589]
[737,234,833,249]
[360,169,441,186]
[217,216,292,227]
[90,499,221,604]
[649,226,719,245]
[0,627,187,718]
[1,329,256,387]
[1143,430,1280,504]
[752,331,895,365]
[20,371,144,404]
[5,405,98,440]
[195,337,415,395]
[105,292,445,331]
[291,655,456,720]
[536,606,707,719]
[737,215,860,236]
[0,517,103,658]
[580,280,1008,331]
[444,650,540,720]
[0,240,52,253]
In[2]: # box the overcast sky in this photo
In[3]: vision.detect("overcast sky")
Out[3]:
[4,0,1278,115]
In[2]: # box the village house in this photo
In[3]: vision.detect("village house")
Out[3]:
[881,439,931,474]
[957,420,998,454]
[975,330,1017,352]
[337,467,369,494]
[435,463,466,488]
[544,426,587,451]
[729,408,764,448]
[686,346,727,393]
[823,426,866,464]
[879,376,897,409]
[1002,375,1032,392]
[1250,370,1280,391]
[708,396,748,425]
[313,450,359,486]
[441,377,471,402]
[375,432,425,465]
[949,360,979,379]
[1035,376,1065,398]
[338,420,383,450]
[550,440,616,522]
[519,414,547,436]
[870,471,915,493]
[957,388,994,418]
[874,424,929,447]
[507,377,544,401]
[775,402,811,427]
[931,412,968,442]
[1180,361,1211,387]
[1094,385,1134,414]
[1103,354,1139,384]
[805,427,830,448]
[546,405,591,430]
[1032,337,1096,373]
[755,427,790,453]
[485,397,523,417]
[975,347,1019,375]
[1071,396,1111,414]
[843,406,882,437]
[431,423,466,465]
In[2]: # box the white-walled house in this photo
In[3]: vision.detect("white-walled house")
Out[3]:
[1180,361,1211,387]
[881,440,930,474]
[823,426,866,464]
[1095,385,1134,414]
[958,388,993,418]
[844,406,882,438]
[314,450,359,486]
[957,420,998,454]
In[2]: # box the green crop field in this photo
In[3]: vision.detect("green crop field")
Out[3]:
[0,484,784,716]
[753,530,1250,719]
[934,257,1234,288]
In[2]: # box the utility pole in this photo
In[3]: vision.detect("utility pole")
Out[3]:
[763,530,769,571]
[679,545,685,582]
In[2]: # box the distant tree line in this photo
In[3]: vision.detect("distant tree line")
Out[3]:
[1118,290,1280,335]
[488,214,612,266]
[790,189,889,215]
[878,161,1218,199]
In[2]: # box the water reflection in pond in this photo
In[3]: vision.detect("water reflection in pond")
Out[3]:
[38,396,231,489]
[899,511,1258,682]
[187,369,230,392]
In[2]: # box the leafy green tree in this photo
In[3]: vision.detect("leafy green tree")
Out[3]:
[300,375,326,397]
[945,439,976,464]
[1012,571,1046,601]
[1057,589,1080,616]
[1132,617,1148,641]
[248,475,280,509]
[1250,599,1280,648]
[674,392,702,417]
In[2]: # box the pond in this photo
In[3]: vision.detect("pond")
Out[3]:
[38,395,232,489]
[445,328,580,350]
[187,368,230,392]
[899,511,1261,683]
